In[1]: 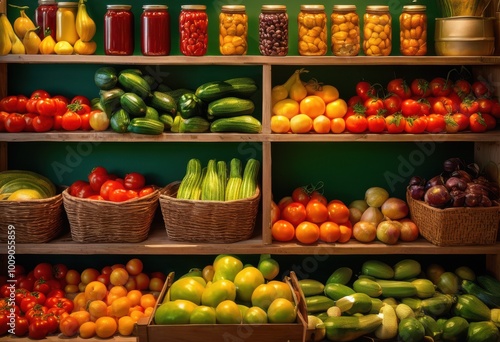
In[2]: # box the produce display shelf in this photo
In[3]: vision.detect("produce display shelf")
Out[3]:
[13,222,500,256]
[0,335,135,342]
[1,131,500,143]
[1,55,500,66]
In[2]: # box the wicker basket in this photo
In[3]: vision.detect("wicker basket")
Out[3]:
[406,190,500,246]
[62,188,159,243]
[0,194,65,243]
[159,181,260,243]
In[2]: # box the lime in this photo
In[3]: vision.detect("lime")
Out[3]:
[169,277,205,305]
[189,305,216,324]
[251,283,278,312]
[234,266,265,303]
[243,306,268,324]
[154,300,198,324]
[258,256,280,281]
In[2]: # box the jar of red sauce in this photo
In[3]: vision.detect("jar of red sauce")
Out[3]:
[35,0,57,40]
[179,5,208,56]
[141,5,171,56]
[104,5,134,56]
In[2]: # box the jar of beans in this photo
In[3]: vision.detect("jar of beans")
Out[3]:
[259,5,288,56]
[399,5,427,56]
[363,5,392,56]
[219,5,248,55]
[297,5,327,56]
[331,5,359,56]
[180,5,208,56]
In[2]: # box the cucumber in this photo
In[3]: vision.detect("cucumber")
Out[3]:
[398,317,425,342]
[207,97,255,119]
[127,117,164,135]
[361,260,395,280]
[324,282,356,301]
[461,279,500,308]
[453,294,492,321]
[145,106,160,121]
[100,88,125,118]
[195,78,258,103]
[467,321,500,342]
[110,108,131,133]
[164,88,194,102]
[209,115,262,134]
[94,66,118,90]
[326,267,353,285]
[298,279,325,297]
[120,92,148,117]
[442,316,469,341]
[118,71,151,99]
[305,295,335,314]
[335,293,373,315]
[179,116,210,133]
[149,91,177,116]
[324,314,382,342]
[159,114,174,131]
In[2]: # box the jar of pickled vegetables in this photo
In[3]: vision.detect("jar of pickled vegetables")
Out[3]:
[259,5,288,56]
[36,0,57,40]
[298,4,327,56]
[180,5,208,56]
[399,5,427,56]
[331,5,359,56]
[56,2,78,45]
[219,5,248,55]
[141,5,170,56]
[104,5,134,56]
[363,5,392,56]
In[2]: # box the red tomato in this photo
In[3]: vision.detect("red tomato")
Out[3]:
[34,263,53,280]
[459,98,479,116]
[305,199,329,223]
[31,89,51,99]
[88,169,109,193]
[450,113,470,132]
[29,319,49,340]
[52,264,68,280]
[385,114,406,133]
[36,98,56,116]
[61,111,81,131]
[382,94,402,115]
[109,188,138,202]
[68,180,88,196]
[387,78,412,99]
[471,80,492,98]
[410,78,431,98]
[347,95,363,107]
[483,113,497,130]
[70,95,91,106]
[345,114,368,133]
[32,115,54,132]
[14,316,29,337]
[364,97,384,116]
[355,81,376,101]
[444,114,460,133]
[469,113,488,132]
[0,111,9,131]
[432,96,454,115]
[80,113,91,130]
[426,114,446,133]
[124,172,146,190]
[491,101,500,119]
[74,184,96,198]
[52,97,68,116]
[477,98,493,114]
[0,95,28,113]
[33,279,50,295]
[138,186,155,197]
[281,202,307,226]
[87,194,105,200]
[23,113,37,132]
[5,113,26,132]
[453,79,472,98]
[401,98,421,117]
[404,116,427,134]
[418,98,431,116]
[367,114,386,133]
[59,316,79,337]
[100,180,125,200]
[53,115,63,130]
[430,77,452,97]
[291,187,310,206]
[25,98,39,114]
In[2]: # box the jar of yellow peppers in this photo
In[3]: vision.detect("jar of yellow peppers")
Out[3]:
[219,5,248,55]
[297,5,327,56]
[363,5,392,56]
[399,5,427,56]
[331,5,359,56]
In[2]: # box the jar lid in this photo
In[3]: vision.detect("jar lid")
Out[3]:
[143,5,168,10]
[221,5,246,13]
[300,5,325,11]
[402,5,426,12]
[366,5,390,12]
[58,2,78,8]
[38,0,56,5]
[333,5,357,11]
[106,5,132,10]
[261,5,287,12]
[181,5,206,10]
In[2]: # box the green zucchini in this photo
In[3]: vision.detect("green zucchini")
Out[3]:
[417,315,443,341]
[127,117,164,135]
[177,158,202,200]
[326,267,353,285]
[159,114,174,131]
[149,91,177,116]
[201,159,224,201]
[120,92,148,117]
[100,88,125,118]
[324,282,356,301]
[145,106,160,121]
[217,160,227,201]
[442,316,469,342]
[178,116,210,133]
[398,317,425,342]
[110,108,130,133]
[453,294,492,321]
[209,115,262,134]
[207,97,255,119]
[353,278,383,298]
[225,158,242,201]
[477,275,500,294]
[467,321,500,342]
[461,279,500,308]
[224,77,256,85]
[335,293,373,315]
[324,314,382,342]
[118,71,151,99]
[120,68,143,76]
[94,66,117,90]
[298,279,325,297]
[419,293,454,318]
[195,79,257,103]
[239,158,260,199]
[305,295,335,314]
[361,260,394,280]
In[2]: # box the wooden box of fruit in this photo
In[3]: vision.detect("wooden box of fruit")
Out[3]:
[0,170,65,243]
[136,271,308,342]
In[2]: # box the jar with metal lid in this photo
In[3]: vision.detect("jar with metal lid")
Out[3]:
[363,5,392,56]
[141,5,170,56]
[219,5,248,55]
[36,0,57,40]
[298,5,327,56]
[56,2,78,45]
[400,5,427,56]
[331,5,359,56]
[259,5,288,56]
[180,5,208,56]
[104,5,134,56]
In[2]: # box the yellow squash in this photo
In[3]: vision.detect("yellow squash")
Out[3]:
[75,0,96,42]
[54,41,74,55]
[22,28,41,54]
[0,14,13,55]
[0,12,25,54]
[39,33,56,54]
[10,5,36,40]
[73,39,96,55]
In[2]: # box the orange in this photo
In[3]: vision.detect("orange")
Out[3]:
[107,285,127,305]
[84,281,108,301]
[70,310,91,326]
[95,316,117,339]
[316,84,340,104]
[305,199,329,223]
[140,293,157,310]
[73,292,87,311]
[126,289,143,307]
[300,95,326,118]
[327,200,350,224]
[118,316,135,336]
[330,117,346,133]
[312,115,331,134]
[79,321,96,339]
[272,99,300,119]
[271,115,291,133]
[129,309,145,322]
[271,220,295,242]
[111,296,132,318]
[319,221,341,243]
[290,114,313,133]
[325,98,348,119]
[144,306,154,317]
[295,221,320,244]
[338,224,352,243]
[88,300,108,321]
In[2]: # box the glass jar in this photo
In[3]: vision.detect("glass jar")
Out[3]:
[363,5,392,56]
[104,5,134,56]
[331,5,359,56]
[180,5,208,56]
[399,5,427,56]
[56,2,78,45]
[259,5,288,56]
[297,5,327,56]
[35,0,57,40]
[219,5,248,55]
[141,5,170,56]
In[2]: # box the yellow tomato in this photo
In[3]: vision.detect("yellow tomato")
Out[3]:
[300,95,326,119]
[290,114,313,133]
[272,99,300,119]
[325,99,348,119]
[54,41,74,55]
[271,115,291,134]
[95,316,117,339]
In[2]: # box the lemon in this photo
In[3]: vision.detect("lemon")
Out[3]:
[7,189,43,201]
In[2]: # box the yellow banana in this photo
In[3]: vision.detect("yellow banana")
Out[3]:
[75,0,96,42]
[0,14,12,55]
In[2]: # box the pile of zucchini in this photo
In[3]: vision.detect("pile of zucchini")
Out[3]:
[93,66,262,135]
[301,259,500,342]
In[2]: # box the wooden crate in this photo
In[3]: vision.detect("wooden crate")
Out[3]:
[136,271,308,342]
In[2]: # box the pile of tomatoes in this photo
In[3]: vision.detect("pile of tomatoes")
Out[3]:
[0,90,109,133]
[68,166,155,201]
